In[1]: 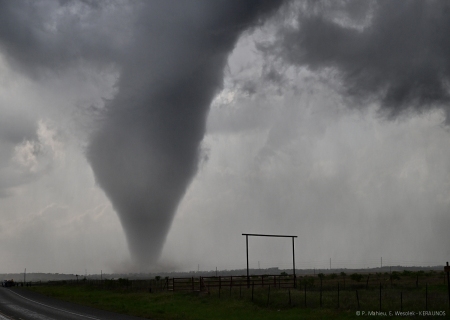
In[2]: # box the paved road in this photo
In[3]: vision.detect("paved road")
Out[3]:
[0,287,148,320]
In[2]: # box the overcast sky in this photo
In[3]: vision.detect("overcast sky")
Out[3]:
[0,0,449,274]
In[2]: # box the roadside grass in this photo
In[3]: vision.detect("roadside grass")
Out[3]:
[26,285,356,319]
[24,271,449,319]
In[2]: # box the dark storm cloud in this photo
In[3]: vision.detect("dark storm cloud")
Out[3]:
[0,0,126,76]
[0,0,116,198]
[0,0,285,268]
[265,0,450,121]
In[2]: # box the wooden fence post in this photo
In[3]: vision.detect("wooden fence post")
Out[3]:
[379,282,382,311]
[252,281,254,301]
[304,283,306,307]
[356,290,360,309]
[240,282,242,298]
[400,292,402,312]
[289,289,291,306]
[337,282,340,309]
[366,274,370,289]
[320,278,322,308]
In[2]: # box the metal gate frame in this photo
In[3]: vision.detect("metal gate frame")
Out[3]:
[242,233,297,288]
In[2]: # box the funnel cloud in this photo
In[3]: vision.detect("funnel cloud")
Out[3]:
[86,1,284,267]
[0,0,284,268]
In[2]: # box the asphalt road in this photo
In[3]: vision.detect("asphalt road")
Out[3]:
[0,287,148,320]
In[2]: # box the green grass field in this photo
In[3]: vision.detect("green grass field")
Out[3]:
[25,271,450,319]
[26,284,354,319]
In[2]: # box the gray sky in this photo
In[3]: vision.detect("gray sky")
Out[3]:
[0,0,449,274]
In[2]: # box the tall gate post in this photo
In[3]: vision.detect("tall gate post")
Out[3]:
[292,237,296,288]
[246,235,249,288]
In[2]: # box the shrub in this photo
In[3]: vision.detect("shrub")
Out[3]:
[350,273,363,282]
[402,270,413,277]
[301,276,315,287]
[391,272,401,281]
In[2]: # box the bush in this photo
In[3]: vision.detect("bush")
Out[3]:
[301,276,315,288]
[391,272,401,281]
[116,278,130,288]
[350,273,363,282]
[402,270,413,277]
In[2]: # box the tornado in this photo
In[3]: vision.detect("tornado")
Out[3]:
[86,0,284,268]
[0,0,284,268]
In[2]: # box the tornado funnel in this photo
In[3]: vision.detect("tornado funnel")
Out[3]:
[87,0,284,268]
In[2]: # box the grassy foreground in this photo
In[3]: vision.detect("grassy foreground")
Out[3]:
[25,270,450,320]
[26,284,356,319]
